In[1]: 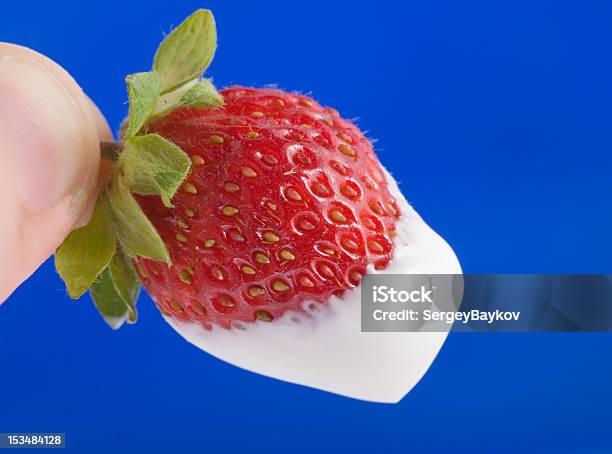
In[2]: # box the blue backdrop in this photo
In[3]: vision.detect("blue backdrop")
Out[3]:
[1,1,611,452]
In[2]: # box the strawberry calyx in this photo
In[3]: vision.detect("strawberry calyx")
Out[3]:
[55,9,222,329]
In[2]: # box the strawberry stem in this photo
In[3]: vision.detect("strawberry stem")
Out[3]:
[100,141,123,161]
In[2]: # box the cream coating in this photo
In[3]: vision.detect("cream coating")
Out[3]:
[164,168,461,403]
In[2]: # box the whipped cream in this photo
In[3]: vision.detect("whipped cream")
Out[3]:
[164,167,461,403]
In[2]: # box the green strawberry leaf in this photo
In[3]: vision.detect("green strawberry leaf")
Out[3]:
[108,251,140,323]
[90,267,130,330]
[125,71,161,138]
[108,176,170,264]
[181,79,224,108]
[55,195,117,298]
[57,9,226,328]
[119,133,191,207]
[153,9,217,93]
[151,79,198,119]
[149,79,223,121]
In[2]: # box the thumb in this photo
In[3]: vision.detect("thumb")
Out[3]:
[0,43,112,303]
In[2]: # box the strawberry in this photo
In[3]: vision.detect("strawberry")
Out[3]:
[54,9,400,330]
[135,87,401,328]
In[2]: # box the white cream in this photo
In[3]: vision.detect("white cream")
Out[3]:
[164,168,461,403]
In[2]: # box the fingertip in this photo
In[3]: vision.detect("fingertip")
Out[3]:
[0,43,101,214]
[0,44,108,302]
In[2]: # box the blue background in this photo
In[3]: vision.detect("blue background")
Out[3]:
[1,1,611,452]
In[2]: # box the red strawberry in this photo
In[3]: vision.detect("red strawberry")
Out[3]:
[134,86,401,329]
[54,9,402,331]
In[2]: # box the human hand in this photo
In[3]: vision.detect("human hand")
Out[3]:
[0,43,111,303]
